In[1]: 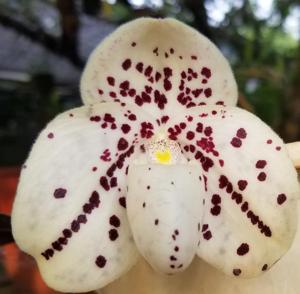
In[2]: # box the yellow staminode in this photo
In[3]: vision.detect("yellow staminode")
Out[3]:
[155,149,172,164]
[146,134,181,165]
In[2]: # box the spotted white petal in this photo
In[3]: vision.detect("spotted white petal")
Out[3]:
[81,17,238,119]
[127,162,204,274]
[165,105,299,278]
[12,102,156,292]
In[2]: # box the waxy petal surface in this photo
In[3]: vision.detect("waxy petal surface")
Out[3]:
[81,18,238,120]
[12,102,157,292]
[165,105,299,278]
[127,163,204,274]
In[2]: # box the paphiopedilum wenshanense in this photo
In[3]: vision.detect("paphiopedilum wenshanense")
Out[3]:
[12,18,300,293]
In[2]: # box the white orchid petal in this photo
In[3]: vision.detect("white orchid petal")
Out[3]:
[11,102,156,292]
[81,18,238,119]
[127,162,204,274]
[165,105,299,278]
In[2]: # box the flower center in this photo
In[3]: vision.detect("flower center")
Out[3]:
[146,134,181,165]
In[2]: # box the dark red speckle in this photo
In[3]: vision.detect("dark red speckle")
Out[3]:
[236,128,247,139]
[237,243,249,256]
[100,176,110,191]
[117,138,129,151]
[237,180,248,191]
[277,193,287,205]
[95,255,107,268]
[53,188,67,199]
[211,194,221,205]
[231,137,242,148]
[262,264,268,271]
[201,67,211,79]
[107,76,115,86]
[257,172,267,181]
[47,132,54,139]
[211,206,221,216]
[204,88,212,98]
[233,269,241,276]
[109,229,119,241]
[122,59,132,70]
[119,197,126,208]
[256,160,267,169]
[110,215,121,227]
[203,231,212,240]
[186,131,195,140]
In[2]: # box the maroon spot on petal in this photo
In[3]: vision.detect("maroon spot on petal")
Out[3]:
[71,220,80,232]
[204,126,212,137]
[107,76,115,86]
[241,201,249,212]
[109,229,119,241]
[277,193,287,205]
[170,255,177,261]
[267,139,272,144]
[52,241,63,251]
[154,219,159,225]
[256,160,267,169]
[202,224,208,232]
[196,122,203,133]
[204,88,212,98]
[92,166,97,172]
[276,146,281,151]
[257,172,267,181]
[262,264,268,271]
[201,67,211,78]
[237,180,248,191]
[57,238,68,248]
[95,255,107,268]
[203,230,212,240]
[131,42,136,47]
[219,175,228,189]
[236,128,247,139]
[233,268,241,276]
[110,215,121,228]
[210,205,221,216]
[47,132,54,139]
[77,214,87,224]
[53,188,67,199]
[122,59,132,70]
[237,243,249,256]
[100,176,110,191]
[89,191,100,208]
[211,194,221,205]
[191,55,197,60]
[63,229,72,238]
[110,177,118,188]
[119,197,126,208]
[231,137,242,148]
[174,246,179,252]
[117,138,129,151]
[136,62,143,73]
[186,131,195,140]
[128,114,136,121]
[83,203,93,214]
[41,249,54,260]
[142,202,146,208]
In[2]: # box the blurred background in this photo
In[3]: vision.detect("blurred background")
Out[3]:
[0,0,299,293]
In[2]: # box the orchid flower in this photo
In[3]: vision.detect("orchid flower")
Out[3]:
[11,18,299,293]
